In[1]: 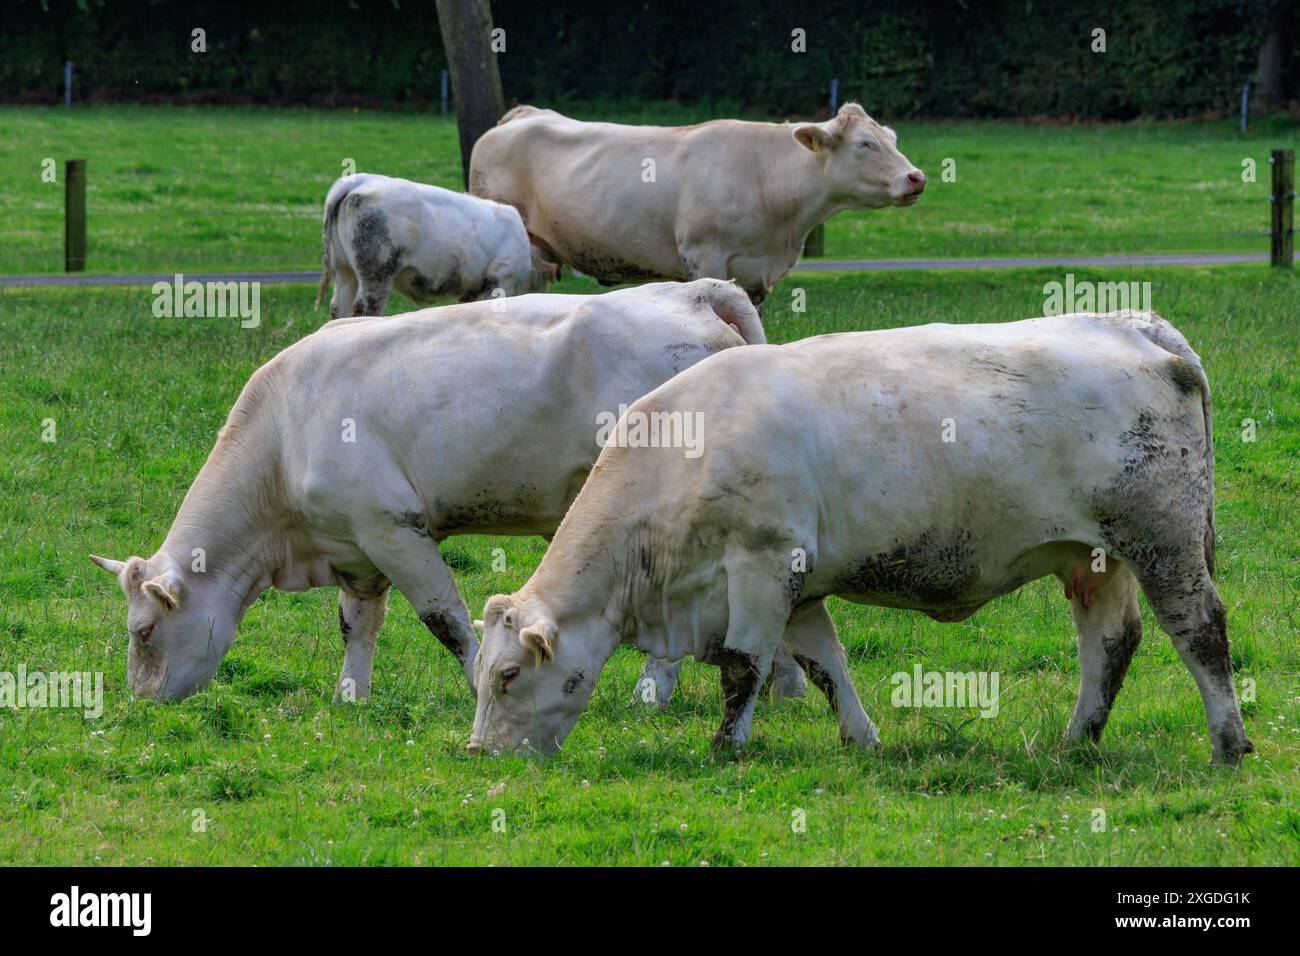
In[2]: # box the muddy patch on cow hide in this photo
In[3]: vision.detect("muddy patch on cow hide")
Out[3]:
[1089,409,1209,601]
[835,528,983,613]
[407,259,462,302]
[561,240,664,285]
[562,670,586,695]
[432,487,544,534]
[350,206,403,285]
[385,510,433,539]
[419,606,469,664]
[793,655,837,711]
[1163,355,1203,395]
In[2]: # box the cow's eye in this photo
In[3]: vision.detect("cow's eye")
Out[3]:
[134,622,154,643]
[859,140,875,150]
[500,666,520,693]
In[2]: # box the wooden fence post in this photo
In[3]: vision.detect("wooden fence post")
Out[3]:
[1271,149,1294,268]
[65,159,86,272]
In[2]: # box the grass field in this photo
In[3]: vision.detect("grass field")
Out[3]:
[0,104,1296,275]
[1,265,1297,865]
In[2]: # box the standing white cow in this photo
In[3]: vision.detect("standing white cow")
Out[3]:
[315,173,556,319]
[469,311,1254,767]
[90,280,764,703]
[470,103,925,305]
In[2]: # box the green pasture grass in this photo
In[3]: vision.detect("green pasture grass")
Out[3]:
[0,267,1296,865]
[0,104,1295,276]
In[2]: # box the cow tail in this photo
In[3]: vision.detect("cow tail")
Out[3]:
[315,175,361,311]
[698,278,767,345]
[314,242,330,312]
[1130,311,1216,577]
[1197,357,1217,578]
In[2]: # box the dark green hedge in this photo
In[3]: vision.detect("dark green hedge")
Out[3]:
[1,0,1291,118]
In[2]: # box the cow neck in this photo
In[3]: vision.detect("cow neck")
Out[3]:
[529,503,682,652]
[524,487,632,646]
[154,419,286,610]
[773,136,842,243]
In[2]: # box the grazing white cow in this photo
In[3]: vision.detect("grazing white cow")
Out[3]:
[469,103,925,305]
[315,173,556,319]
[90,280,765,703]
[470,311,1255,766]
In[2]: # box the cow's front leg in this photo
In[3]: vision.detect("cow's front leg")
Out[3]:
[632,656,681,706]
[712,647,772,750]
[358,518,479,697]
[783,599,878,747]
[1065,563,1142,743]
[709,545,788,749]
[678,245,729,285]
[337,587,390,702]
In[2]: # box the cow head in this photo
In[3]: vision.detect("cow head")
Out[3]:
[90,553,236,701]
[792,103,925,208]
[528,245,560,292]
[468,593,606,755]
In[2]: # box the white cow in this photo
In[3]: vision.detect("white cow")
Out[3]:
[470,103,925,305]
[315,173,556,319]
[90,280,765,703]
[470,311,1255,766]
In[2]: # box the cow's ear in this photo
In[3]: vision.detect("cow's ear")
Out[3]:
[794,123,836,153]
[519,621,557,666]
[142,571,183,611]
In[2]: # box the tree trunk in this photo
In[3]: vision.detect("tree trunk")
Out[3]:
[436,0,505,188]
[1254,0,1294,110]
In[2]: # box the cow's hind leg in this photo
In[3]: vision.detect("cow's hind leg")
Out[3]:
[783,599,878,747]
[330,263,360,320]
[352,280,392,318]
[1065,562,1142,743]
[1138,566,1252,765]
[762,645,807,699]
[336,585,390,701]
